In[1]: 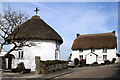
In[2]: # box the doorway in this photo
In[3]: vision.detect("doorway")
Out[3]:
[8,56,12,69]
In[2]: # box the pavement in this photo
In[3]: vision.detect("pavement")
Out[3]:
[1,68,74,80]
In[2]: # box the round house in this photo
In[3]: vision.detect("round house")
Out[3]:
[6,15,63,71]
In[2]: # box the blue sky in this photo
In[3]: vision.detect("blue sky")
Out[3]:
[1,2,118,60]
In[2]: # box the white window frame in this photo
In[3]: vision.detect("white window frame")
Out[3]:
[91,48,95,52]
[79,49,83,53]
[103,55,107,60]
[79,55,83,59]
[18,51,24,59]
[103,48,107,53]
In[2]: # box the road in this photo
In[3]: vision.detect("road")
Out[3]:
[52,63,120,80]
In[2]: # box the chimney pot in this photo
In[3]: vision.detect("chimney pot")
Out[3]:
[76,33,80,38]
[112,31,115,34]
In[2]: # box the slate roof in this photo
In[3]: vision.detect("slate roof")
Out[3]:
[71,31,117,50]
[6,15,63,44]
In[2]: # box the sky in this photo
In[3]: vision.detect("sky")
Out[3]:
[1,2,119,60]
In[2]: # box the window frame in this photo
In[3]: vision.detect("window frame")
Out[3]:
[91,48,95,52]
[103,48,107,53]
[79,49,83,52]
[79,55,83,59]
[18,51,24,59]
[103,55,107,60]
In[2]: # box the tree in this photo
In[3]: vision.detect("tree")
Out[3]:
[0,7,28,55]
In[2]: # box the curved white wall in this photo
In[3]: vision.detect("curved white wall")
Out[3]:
[11,40,60,71]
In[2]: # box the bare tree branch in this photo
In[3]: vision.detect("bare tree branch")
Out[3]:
[0,7,28,55]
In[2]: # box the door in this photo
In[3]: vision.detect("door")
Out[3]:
[8,57,12,69]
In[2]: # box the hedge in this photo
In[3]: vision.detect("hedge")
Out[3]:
[41,60,67,66]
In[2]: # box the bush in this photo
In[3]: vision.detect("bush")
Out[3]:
[104,60,111,64]
[93,62,98,64]
[17,62,25,71]
[80,59,86,65]
[12,62,31,73]
[86,64,90,66]
[111,58,116,63]
[41,60,67,66]
[101,63,105,65]
[78,59,86,67]
[91,62,99,66]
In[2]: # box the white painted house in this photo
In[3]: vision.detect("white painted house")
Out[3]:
[3,15,63,71]
[71,31,117,64]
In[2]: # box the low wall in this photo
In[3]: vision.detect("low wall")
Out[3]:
[0,56,2,79]
[35,56,68,75]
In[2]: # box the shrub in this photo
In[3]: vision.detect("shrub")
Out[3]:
[86,64,90,66]
[91,62,99,66]
[12,62,31,73]
[111,58,116,63]
[104,60,111,64]
[41,60,67,66]
[17,62,25,71]
[80,59,86,65]
[78,64,83,67]
[101,63,105,65]
[93,62,98,64]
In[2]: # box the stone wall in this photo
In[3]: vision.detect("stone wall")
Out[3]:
[0,56,2,79]
[35,56,68,75]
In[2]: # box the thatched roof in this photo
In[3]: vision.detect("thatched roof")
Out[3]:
[71,31,117,50]
[6,15,63,44]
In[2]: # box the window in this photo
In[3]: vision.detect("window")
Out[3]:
[79,55,83,59]
[55,50,59,60]
[18,51,24,59]
[18,51,20,58]
[79,49,83,52]
[21,51,24,58]
[103,48,107,53]
[103,55,107,60]
[91,48,95,52]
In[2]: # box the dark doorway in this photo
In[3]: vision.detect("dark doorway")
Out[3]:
[74,58,79,65]
[8,57,12,69]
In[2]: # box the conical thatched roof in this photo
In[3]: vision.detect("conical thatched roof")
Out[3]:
[71,31,117,50]
[7,15,63,44]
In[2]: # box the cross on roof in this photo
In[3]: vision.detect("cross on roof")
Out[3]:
[34,7,39,14]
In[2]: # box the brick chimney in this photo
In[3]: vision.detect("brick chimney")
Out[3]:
[112,31,115,34]
[76,33,80,38]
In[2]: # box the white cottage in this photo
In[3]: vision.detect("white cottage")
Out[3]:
[4,15,63,71]
[71,31,117,64]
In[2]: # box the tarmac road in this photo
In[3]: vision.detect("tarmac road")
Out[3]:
[2,63,120,80]
[53,63,120,80]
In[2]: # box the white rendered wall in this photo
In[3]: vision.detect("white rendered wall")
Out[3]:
[10,40,60,71]
[71,49,116,64]
[86,53,97,64]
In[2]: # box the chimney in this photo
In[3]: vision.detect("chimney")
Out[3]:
[76,33,80,38]
[112,31,115,34]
